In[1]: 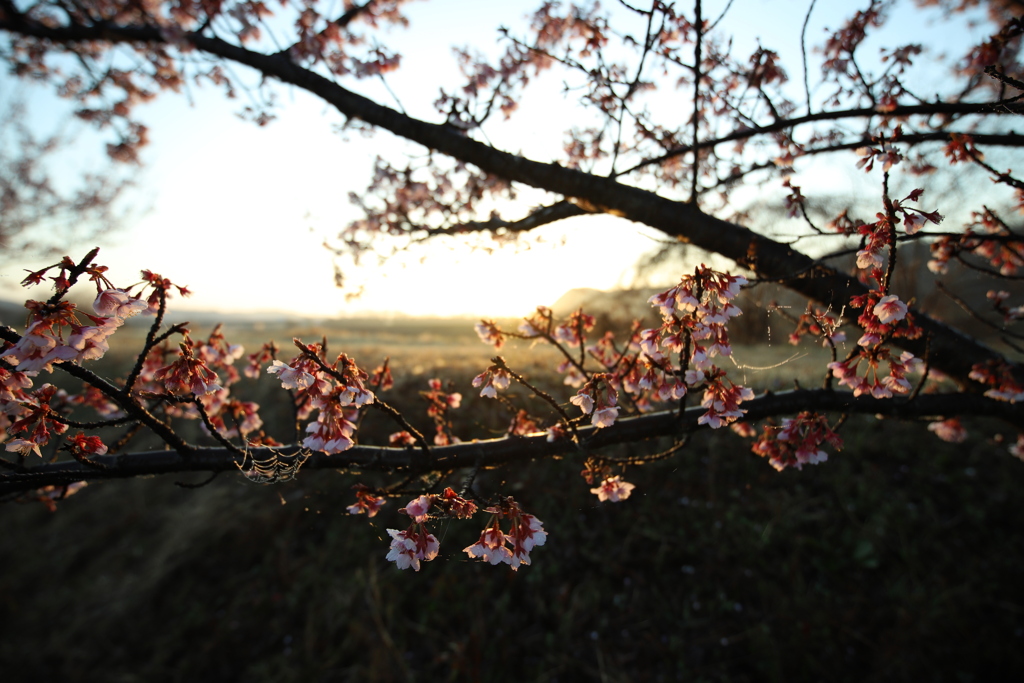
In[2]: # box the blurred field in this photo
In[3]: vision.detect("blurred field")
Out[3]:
[2,315,1023,682]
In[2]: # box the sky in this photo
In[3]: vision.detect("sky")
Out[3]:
[0,0,995,320]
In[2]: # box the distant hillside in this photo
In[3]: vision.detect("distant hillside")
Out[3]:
[550,287,662,324]
[0,299,26,327]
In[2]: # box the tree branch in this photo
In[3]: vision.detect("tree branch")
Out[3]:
[2,388,1019,497]
[0,14,1016,387]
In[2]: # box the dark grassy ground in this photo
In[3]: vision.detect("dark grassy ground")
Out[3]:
[2,322,1023,682]
[4,420,1023,681]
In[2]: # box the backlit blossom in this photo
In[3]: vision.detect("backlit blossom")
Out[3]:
[464,498,547,570]
[155,342,222,396]
[873,295,908,324]
[474,320,505,348]
[403,495,432,523]
[385,528,439,571]
[472,365,511,398]
[752,412,842,471]
[591,406,619,428]
[5,438,43,457]
[93,289,147,318]
[302,400,356,454]
[928,418,967,443]
[590,476,635,502]
[66,432,108,457]
[464,527,513,565]
[570,392,594,414]
[570,374,618,427]
[0,322,75,373]
[698,381,754,429]
[267,360,314,390]
[507,512,547,569]
[1010,434,1024,461]
[347,485,386,517]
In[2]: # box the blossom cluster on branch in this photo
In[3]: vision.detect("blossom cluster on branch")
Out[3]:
[2,1,1024,571]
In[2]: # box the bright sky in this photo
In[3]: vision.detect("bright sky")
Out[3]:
[0,0,993,319]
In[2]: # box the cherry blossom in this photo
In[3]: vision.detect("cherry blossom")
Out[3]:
[752,413,843,472]
[385,528,439,572]
[155,341,222,396]
[1010,435,1024,462]
[464,527,513,565]
[302,399,356,454]
[590,476,636,502]
[5,438,43,458]
[928,418,968,443]
[463,498,546,570]
[873,295,908,324]
[67,432,107,455]
[698,381,755,429]
[969,361,1024,402]
[591,406,619,428]
[347,485,386,517]
[570,374,619,428]
[0,321,76,373]
[93,289,147,318]
[474,320,505,349]
[403,495,432,523]
[435,487,477,519]
[569,392,594,414]
[472,364,511,398]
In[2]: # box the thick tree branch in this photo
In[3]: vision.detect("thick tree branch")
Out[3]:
[2,388,1019,496]
[0,15,1015,387]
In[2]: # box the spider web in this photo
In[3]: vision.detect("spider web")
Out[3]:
[236,446,310,485]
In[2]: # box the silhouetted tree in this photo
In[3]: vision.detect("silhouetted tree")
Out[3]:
[1,0,1022,571]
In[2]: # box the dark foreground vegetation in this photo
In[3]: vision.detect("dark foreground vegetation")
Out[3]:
[2,325,1022,682]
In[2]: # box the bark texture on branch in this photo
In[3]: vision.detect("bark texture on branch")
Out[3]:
[2,388,1019,496]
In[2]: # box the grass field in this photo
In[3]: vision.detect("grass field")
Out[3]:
[2,317,1023,682]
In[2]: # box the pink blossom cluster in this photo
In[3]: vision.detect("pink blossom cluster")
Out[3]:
[155,339,223,396]
[1010,434,1024,462]
[2,258,275,457]
[928,418,968,444]
[464,497,547,570]
[434,487,478,519]
[636,266,754,427]
[0,261,177,457]
[928,209,1024,276]
[0,296,139,374]
[265,344,375,454]
[385,495,440,571]
[698,381,756,429]
[347,484,386,517]
[850,291,921,348]
[589,475,636,502]
[851,186,941,275]
[570,373,619,428]
[751,412,843,471]
[421,378,462,446]
[3,384,69,458]
[507,409,541,436]
[580,461,636,501]
[968,361,1024,402]
[472,363,511,398]
[381,493,545,572]
[473,320,506,349]
[386,527,440,572]
[986,290,1024,324]
[828,348,922,398]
